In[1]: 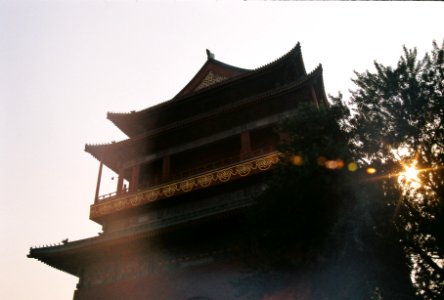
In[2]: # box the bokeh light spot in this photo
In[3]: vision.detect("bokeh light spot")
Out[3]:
[325,160,338,169]
[336,160,344,169]
[292,155,303,166]
[347,162,358,172]
[366,167,377,174]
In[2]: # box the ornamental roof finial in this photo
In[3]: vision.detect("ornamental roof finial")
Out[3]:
[206,49,215,60]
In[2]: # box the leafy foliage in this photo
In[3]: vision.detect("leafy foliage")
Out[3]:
[238,101,354,299]
[239,101,415,299]
[348,41,444,299]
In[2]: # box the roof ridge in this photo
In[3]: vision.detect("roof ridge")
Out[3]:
[207,57,251,73]
[167,43,304,101]
[173,56,250,99]
[252,42,301,72]
[171,43,304,101]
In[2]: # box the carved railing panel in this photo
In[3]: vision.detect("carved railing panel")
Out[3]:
[90,152,278,220]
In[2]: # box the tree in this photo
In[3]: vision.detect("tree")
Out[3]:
[237,100,416,299]
[347,41,444,299]
[236,101,353,299]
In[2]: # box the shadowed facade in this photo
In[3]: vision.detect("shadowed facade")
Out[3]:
[28,43,327,300]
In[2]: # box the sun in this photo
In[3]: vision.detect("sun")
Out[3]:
[398,161,422,192]
[404,165,419,182]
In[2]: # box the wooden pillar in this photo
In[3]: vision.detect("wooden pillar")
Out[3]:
[116,168,124,195]
[130,165,140,192]
[240,131,252,159]
[94,162,103,203]
[162,156,170,181]
[310,85,320,109]
[279,132,290,144]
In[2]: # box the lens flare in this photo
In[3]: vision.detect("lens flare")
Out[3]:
[366,167,377,174]
[347,162,358,172]
[325,160,338,169]
[404,165,419,182]
[398,161,421,191]
[292,155,303,166]
[336,160,345,169]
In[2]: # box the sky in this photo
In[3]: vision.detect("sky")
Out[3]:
[0,1,443,299]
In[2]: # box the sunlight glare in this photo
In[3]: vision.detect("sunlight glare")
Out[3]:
[404,165,419,182]
[398,161,422,192]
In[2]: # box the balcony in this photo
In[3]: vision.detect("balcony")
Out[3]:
[90,150,279,221]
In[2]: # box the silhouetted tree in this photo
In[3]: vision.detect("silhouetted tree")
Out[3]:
[236,101,352,299]
[347,41,444,299]
[238,100,416,299]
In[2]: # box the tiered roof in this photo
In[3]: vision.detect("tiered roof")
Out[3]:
[86,43,327,173]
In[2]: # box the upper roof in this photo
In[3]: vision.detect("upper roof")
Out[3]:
[85,64,327,174]
[175,49,250,97]
[85,43,330,173]
[106,43,307,138]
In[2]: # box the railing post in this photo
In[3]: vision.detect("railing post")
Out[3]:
[94,162,103,204]
[116,168,124,195]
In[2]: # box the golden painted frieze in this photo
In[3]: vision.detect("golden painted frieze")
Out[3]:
[90,152,279,220]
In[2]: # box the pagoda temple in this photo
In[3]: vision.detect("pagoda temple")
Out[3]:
[28,43,328,300]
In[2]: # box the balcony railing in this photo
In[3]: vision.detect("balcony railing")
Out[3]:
[97,146,275,202]
[90,150,279,220]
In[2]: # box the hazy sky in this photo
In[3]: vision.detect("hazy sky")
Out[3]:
[1,1,443,299]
